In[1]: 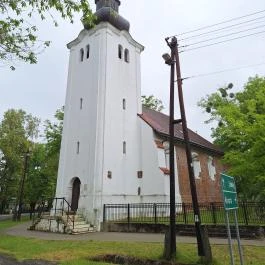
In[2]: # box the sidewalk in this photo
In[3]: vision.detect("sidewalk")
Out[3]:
[3,221,265,246]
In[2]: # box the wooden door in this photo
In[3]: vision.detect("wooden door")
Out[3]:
[71,178,81,212]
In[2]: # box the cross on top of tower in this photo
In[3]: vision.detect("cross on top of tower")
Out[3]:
[86,0,130,31]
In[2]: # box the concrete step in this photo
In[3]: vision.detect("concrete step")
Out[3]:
[71,226,95,234]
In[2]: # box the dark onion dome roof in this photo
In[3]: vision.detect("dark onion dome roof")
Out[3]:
[85,0,130,31]
[139,106,224,155]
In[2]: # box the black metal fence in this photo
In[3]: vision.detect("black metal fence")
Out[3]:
[103,202,265,226]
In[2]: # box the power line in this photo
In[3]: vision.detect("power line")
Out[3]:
[180,30,265,52]
[180,23,265,47]
[179,15,265,41]
[168,9,265,38]
[177,62,265,81]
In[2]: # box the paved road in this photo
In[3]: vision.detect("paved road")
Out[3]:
[3,222,265,246]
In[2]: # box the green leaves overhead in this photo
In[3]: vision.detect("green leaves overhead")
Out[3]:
[198,76,265,201]
[141,95,164,112]
[0,0,95,69]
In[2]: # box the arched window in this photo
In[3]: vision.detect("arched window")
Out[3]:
[80,48,84,62]
[137,187,141,196]
[80,98,83,109]
[208,156,216,180]
[192,152,201,179]
[86,45,90,59]
[124,49,129,63]
[118,45,123,59]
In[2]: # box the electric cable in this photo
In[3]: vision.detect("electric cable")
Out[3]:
[179,15,265,41]
[176,62,265,81]
[180,30,265,52]
[168,9,265,38]
[180,23,265,47]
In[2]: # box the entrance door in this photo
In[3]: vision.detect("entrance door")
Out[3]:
[71,178,81,212]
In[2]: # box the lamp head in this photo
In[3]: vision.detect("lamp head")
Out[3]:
[162,53,173,65]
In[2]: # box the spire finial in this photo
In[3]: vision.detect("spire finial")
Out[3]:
[95,0,121,12]
[91,0,130,32]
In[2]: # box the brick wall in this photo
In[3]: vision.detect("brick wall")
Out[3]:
[175,144,224,203]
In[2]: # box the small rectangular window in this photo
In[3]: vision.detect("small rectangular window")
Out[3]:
[80,98,83,109]
[137,171,143,178]
[122,98,126,110]
[123,141,126,154]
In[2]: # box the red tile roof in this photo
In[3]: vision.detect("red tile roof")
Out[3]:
[139,106,223,155]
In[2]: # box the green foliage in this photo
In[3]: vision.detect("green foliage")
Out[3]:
[0,107,64,212]
[141,95,164,112]
[198,76,265,201]
[0,0,95,69]
[0,109,40,212]
[43,107,63,188]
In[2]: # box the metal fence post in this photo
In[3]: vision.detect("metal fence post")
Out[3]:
[242,201,249,226]
[127,203,130,231]
[154,203,157,225]
[55,198,57,215]
[182,202,187,224]
[211,202,217,225]
[103,204,106,224]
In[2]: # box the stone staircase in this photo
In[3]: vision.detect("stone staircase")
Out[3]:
[63,214,95,234]
[30,212,95,234]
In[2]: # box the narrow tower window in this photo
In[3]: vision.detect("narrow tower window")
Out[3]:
[123,141,126,154]
[122,98,126,110]
[77,141,80,154]
[118,45,123,59]
[124,49,129,63]
[80,98,83,109]
[86,45,90,59]
[80,48,84,62]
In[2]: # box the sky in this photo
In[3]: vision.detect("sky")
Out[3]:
[0,0,265,141]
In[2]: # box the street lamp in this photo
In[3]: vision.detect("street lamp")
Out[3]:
[13,148,31,221]
[162,40,177,260]
[163,37,212,262]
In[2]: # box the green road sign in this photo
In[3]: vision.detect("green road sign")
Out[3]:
[221,173,238,210]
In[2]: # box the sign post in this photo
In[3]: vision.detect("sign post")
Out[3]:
[221,173,244,265]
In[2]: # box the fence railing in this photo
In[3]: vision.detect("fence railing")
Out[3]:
[103,202,265,226]
[32,197,75,230]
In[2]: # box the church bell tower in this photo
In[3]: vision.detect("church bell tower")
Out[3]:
[55,0,144,227]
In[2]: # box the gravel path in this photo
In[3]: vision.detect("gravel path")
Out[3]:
[0,254,57,265]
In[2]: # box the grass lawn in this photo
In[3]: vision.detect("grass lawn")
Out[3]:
[0,219,264,265]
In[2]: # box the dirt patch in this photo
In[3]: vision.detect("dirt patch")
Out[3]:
[0,254,57,265]
[91,254,190,265]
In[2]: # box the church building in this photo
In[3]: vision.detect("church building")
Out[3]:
[55,0,224,229]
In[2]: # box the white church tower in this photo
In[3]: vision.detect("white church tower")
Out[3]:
[56,0,146,227]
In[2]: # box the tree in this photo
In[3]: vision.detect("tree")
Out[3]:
[39,107,64,200]
[141,95,164,112]
[198,76,265,201]
[0,0,94,69]
[0,109,40,213]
